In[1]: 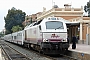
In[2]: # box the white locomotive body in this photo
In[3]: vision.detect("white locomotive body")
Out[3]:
[24,17,69,54]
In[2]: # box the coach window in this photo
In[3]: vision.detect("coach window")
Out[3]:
[14,36,16,39]
[12,36,13,39]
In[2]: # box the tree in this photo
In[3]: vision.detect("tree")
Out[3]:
[84,1,90,16]
[0,32,4,37]
[4,7,26,34]
[11,25,22,32]
[30,17,32,24]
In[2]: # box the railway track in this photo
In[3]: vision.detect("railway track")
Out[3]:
[54,54,77,60]
[0,39,77,60]
[47,53,77,60]
[0,41,31,60]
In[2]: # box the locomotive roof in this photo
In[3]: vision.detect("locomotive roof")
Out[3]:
[24,17,70,30]
[24,22,36,29]
[24,19,43,30]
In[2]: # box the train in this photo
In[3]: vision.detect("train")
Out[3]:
[3,17,69,54]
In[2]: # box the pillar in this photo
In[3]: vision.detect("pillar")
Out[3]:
[87,26,88,34]
[80,23,82,40]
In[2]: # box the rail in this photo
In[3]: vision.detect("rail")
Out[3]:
[1,43,31,60]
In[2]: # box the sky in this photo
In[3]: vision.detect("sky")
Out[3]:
[0,0,89,32]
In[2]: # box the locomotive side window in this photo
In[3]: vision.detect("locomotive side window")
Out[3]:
[39,25,41,30]
[33,23,37,26]
[46,21,64,29]
[37,20,42,25]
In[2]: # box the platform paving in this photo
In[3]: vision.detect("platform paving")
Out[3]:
[69,44,90,54]
[68,44,90,60]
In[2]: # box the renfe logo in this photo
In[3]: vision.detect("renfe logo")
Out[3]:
[51,34,60,38]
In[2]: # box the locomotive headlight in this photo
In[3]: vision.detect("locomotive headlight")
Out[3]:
[63,38,67,42]
[43,39,49,42]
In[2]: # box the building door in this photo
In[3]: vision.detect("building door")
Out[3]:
[66,23,80,43]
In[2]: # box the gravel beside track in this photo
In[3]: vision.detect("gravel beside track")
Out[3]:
[0,40,54,60]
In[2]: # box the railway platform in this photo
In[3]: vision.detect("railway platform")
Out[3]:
[68,44,90,60]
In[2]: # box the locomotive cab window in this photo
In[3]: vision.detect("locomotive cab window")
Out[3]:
[46,21,64,29]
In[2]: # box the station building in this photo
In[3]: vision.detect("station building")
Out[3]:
[37,4,90,44]
[24,4,90,44]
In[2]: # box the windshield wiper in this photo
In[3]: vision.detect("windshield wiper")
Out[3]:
[55,26,63,30]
